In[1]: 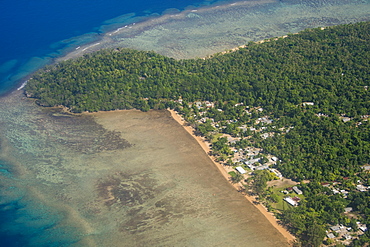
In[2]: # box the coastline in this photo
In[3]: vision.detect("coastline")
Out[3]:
[3,0,370,97]
[56,0,370,62]
[56,0,275,62]
[168,109,296,243]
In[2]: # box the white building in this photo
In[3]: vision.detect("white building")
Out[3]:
[293,186,303,195]
[284,197,298,206]
[359,225,368,232]
[245,158,261,166]
[235,166,246,174]
[356,184,367,192]
[255,165,269,171]
[271,156,278,162]
[269,168,283,178]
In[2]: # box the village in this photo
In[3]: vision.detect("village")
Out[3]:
[174,99,369,246]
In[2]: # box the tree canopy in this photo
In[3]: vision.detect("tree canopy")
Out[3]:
[26,22,370,115]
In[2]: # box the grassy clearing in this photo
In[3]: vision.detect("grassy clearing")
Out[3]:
[269,182,305,211]
[211,133,223,143]
[228,171,237,177]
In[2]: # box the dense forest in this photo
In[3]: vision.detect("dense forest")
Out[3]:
[26,22,370,115]
[26,21,370,246]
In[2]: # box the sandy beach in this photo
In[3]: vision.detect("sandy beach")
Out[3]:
[168,109,296,243]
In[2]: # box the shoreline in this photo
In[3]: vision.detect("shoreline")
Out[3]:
[168,109,296,243]
[57,0,276,62]
[4,0,370,97]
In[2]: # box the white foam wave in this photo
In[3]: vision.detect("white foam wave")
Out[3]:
[17,80,28,90]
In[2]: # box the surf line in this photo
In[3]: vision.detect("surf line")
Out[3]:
[108,22,137,36]
[82,43,101,52]
[17,80,28,90]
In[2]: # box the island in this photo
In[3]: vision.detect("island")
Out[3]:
[25,21,370,246]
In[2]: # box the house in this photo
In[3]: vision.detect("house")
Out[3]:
[194,102,202,109]
[293,186,303,195]
[344,207,353,213]
[255,164,269,171]
[321,182,330,187]
[261,133,269,139]
[362,165,370,171]
[359,225,367,232]
[284,197,298,206]
[237,125,249,132]
[316,113,328,117]
[244,158,261,166]
[356,184,367,192]
[235,166,246,174]
[327,233,335,239]
[292,197,301,203]
[247,164,256,170]
[302,102,314,106]
[257,117,273,125]
[341,117,351,122]
[269,168,283,178]
[344,234,352,240]
[330,225,341,232]
[271,156,278,162]
[227,136,238,144]
[340,190,349,197]
[204,101,213,108]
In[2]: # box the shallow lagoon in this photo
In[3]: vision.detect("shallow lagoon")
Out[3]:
[1,0,370,246]
[61,0,370,60]
[0,91,288,246]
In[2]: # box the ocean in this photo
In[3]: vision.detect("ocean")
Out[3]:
[0,0,216,94]
[0,0,370,246]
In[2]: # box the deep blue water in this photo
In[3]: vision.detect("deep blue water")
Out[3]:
[0,161,76,247]
[0,197,79,247]
[0,0,215,95]
[0,1,216,246]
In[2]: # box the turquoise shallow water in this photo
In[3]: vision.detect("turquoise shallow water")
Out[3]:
[0,91,289,246]
[0,94,79,247]
[0,0,221,94]
[59,0,370,60]
[1,0,370,246]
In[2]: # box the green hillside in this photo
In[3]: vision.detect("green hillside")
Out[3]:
[26,22,369,115]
